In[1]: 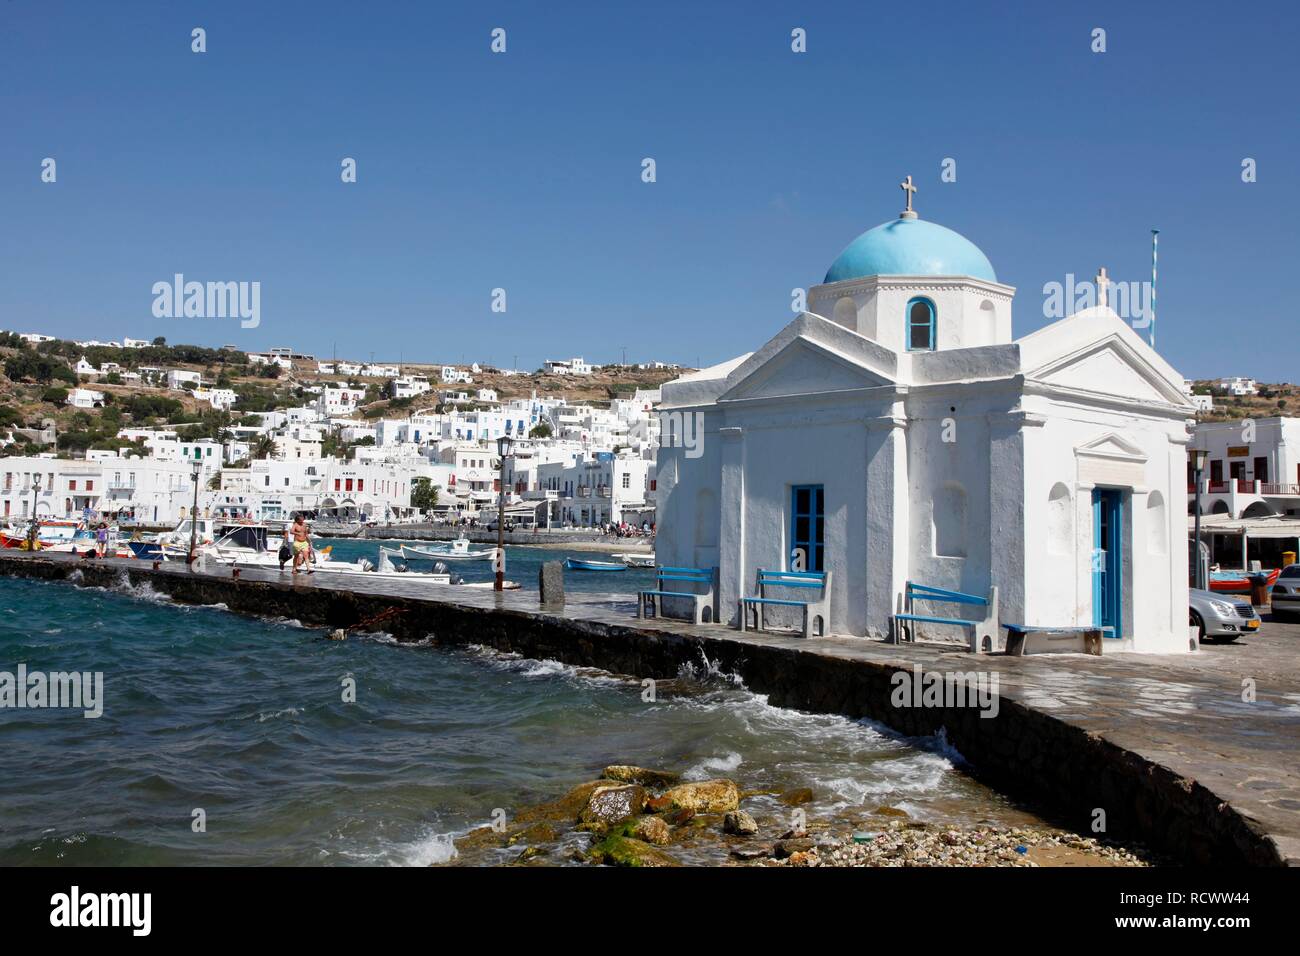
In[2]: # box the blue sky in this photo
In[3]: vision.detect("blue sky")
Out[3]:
[2,0,1296,379]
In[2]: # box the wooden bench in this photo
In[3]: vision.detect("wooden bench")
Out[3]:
[1002,624,1102,656]
[738,568,832,639]
[638,566,717,625]
[891,582,1000,653]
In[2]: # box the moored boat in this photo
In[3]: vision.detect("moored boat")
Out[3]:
[1208,568,1280,594]
[401,537,496,562]
[565,557,627,572]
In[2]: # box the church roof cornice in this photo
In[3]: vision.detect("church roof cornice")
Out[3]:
[811,274,1015,300]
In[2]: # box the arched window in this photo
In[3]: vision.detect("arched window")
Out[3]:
[907,297,936,351]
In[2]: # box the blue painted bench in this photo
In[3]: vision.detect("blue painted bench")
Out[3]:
[638,566,717,625]
[738,568,832,639]
[891,582,1000,653]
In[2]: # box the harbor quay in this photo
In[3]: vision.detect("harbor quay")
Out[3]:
[2,550,1295,868]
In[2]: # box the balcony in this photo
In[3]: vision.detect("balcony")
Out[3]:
[1261,483,1300,497]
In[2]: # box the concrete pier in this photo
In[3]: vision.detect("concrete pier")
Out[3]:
[2,550,1296,866]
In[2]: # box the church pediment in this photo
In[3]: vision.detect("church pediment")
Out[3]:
[719,336,894,403]
[1028,336,1187,406]
[1076,432,1147,462]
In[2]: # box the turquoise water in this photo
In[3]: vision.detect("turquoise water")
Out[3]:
[0,575,1035,866]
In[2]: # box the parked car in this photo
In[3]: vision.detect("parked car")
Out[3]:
[1268,564,1300,618]
[1189,588,1260,642]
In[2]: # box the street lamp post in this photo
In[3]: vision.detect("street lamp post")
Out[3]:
[27,475,42,549]
[188,459,202,567]
[494,434,514,591]
[1192,447,1208,590]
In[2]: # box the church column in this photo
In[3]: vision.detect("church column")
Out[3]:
[1127,486,1151,647]
[717,426,746,627]
[987,411,1038,629]
[865,413,908,638]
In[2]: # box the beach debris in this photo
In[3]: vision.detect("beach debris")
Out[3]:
[753,821,1150,868]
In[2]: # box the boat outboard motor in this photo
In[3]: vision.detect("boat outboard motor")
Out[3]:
[433,560,449,575]
[449,572,463,586]
[358,558,374,572]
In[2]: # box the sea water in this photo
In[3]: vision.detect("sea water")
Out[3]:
[0,574,1041,865]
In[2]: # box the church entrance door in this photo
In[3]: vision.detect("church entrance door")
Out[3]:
[1092,489,1124,640]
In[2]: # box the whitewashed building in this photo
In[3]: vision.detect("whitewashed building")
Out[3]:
[66,388,105,409]
[656,185,1195,653]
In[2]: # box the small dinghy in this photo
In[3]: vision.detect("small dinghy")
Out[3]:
[1208,568,1279,594]
[565,558,627,572]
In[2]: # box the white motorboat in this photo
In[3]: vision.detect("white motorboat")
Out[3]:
[615,553,656,568]
[401,535,496,562]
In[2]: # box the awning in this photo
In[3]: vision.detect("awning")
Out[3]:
[1189,515,1300,539]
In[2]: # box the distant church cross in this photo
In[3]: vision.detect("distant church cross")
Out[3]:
[1096,266,1110,308]
[900,175,917,214]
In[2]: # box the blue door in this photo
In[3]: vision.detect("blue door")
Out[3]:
[1091,489,1123,639]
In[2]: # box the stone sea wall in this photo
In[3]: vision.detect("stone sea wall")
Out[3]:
[0,553,1283,867]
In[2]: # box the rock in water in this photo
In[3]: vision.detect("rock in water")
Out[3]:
[579,785,646,832]
[632,816,671,846]
[724,810,759,836]
[646,779,740,814]
[773,837,815,858]
[778,787,814,806]
[588,835,679,867]
[538,560,565,606]
[602,765,680,788]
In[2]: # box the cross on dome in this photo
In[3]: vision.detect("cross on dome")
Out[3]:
[899,175,917,219]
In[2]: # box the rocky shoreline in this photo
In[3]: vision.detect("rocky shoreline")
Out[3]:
[445,765,1152,868]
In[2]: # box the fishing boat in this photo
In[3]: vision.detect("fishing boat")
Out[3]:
[401,536,496,562]
[615,553,655,568]
[1,519,84,549]
[128,540,168,561]
[1208,567,1280,594]
[565,557,627,572]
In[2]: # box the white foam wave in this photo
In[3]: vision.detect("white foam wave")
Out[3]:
[256,707,302,723]
[684,751,743,780]
[463,644,633,687]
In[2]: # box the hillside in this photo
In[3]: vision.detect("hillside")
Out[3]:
[0,334,686,457]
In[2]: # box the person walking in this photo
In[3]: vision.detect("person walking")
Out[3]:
[290,513,312,575]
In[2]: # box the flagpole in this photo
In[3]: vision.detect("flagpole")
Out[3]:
[1150,229,1159,349]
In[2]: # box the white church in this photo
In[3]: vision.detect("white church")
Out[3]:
[655,180,1195,653]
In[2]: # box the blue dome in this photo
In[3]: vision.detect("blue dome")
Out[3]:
[823,216,996,284]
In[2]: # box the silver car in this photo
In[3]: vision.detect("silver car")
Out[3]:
[1268,564,1300,618]
[1189,588,1260,643]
